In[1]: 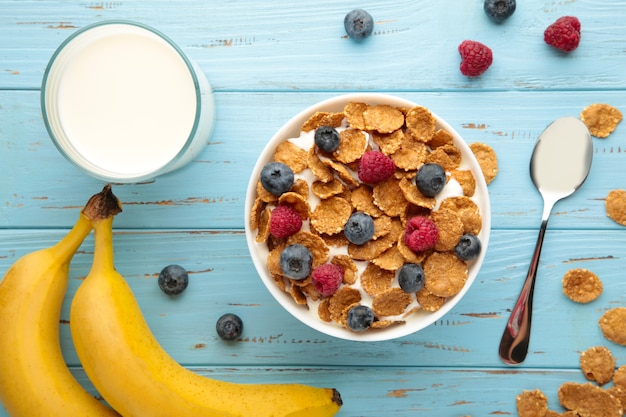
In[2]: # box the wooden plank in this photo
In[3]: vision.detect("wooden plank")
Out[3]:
[2,228,625,370]
[0,1,626,91]
[1,90,625,230]
[0,365,604,416]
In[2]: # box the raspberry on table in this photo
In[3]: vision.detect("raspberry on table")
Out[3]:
[544,16,581,52]
[311,264,344,297]
[269,205,302,239]
[358,150,395,184]
[458,40,493,77]
[404,216,439,253]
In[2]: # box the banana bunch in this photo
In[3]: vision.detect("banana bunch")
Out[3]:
[0,185,122,417]
[0,184,342,417]
[69,204,343,417]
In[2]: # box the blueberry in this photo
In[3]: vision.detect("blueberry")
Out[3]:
[279,244,313,280]
[346,305,374,332]
[415,163,446,197]
[398,263,425,293]
[343,212,375,245]
[216,313,243,341]
[484,0,516,23]
[344,9,374,40]
[455,234,482,261]
[260,161,294,196]
[158,264,189,295]
[314,126,340,153]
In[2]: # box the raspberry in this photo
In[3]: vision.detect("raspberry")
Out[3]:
[311,264,343,297]
[358,150,395,184]
[269,205,302,238]
[458,40,493,77]
[404,216,438,253]
[544,16,581,52]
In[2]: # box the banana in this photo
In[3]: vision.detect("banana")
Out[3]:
[0,185,122,417]
[70,209,343,417]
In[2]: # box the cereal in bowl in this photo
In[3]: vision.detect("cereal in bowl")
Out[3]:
[250,101,486,333]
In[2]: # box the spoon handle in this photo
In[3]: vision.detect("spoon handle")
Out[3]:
[498,218,549,365]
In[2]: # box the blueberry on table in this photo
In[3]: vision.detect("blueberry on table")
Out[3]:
[260,161,294,196]
[398,263,425,293]
[158,264,189,295]
[484,0,516,23]
[279,244,313,280]
[346,305,374,332]
[216,313,243,341]
[343,212,375,245]
[344,9,374,40]
[455,234,482,261]
[314,126,340,153]
[415,163,446,197]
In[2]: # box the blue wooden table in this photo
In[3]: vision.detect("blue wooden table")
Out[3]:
[2,1,626,415]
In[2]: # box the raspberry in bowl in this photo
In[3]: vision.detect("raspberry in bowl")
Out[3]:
[244,93,491,342]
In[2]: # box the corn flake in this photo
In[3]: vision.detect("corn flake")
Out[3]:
[405,106,436,143]
[606,189,626,226]
[329,287,362,323]
[278,192,311,220]
[301,111,345,132]
[331,255,358,285]
[516,389,549,417]
[416,288,446,312]
[579,346,615,386]
[580,103,623,138]
[363,104,405,134]
[373,178,409,217]
[361,263,395,296]
[558,382,623,417]
[439,196,482,235]
[599,307,626,346]
[451,170,476,197]
[562,268,603,303]
[343,102,368,130]
[424,251,467,297]
[312,178,344,199]
[372,288,413,316]
[430,208,464,252]
[469,142,498,184]
[371,129,405,155]
[310,196,352,235]
[273,141,308,173]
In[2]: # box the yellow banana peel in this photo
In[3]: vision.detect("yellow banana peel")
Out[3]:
[70,208,342,417]
[0,185,121,417]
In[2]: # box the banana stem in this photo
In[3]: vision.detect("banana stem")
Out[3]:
[90,217,117,274]
[51,215,93,261]
[83,184,122,221]
[52,185,122,262]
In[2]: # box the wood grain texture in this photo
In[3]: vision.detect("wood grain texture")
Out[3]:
[2,0,626,415]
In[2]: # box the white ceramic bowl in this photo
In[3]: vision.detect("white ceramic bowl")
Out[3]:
[245,93,491,342]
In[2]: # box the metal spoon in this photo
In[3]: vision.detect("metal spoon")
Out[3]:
[498,116,592,365]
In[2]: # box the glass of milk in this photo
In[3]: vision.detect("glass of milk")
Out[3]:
[41,21,214,183]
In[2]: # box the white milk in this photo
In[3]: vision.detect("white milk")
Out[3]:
[42,21,214,182]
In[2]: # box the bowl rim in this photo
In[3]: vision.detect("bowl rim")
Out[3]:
[245,92,491,342]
